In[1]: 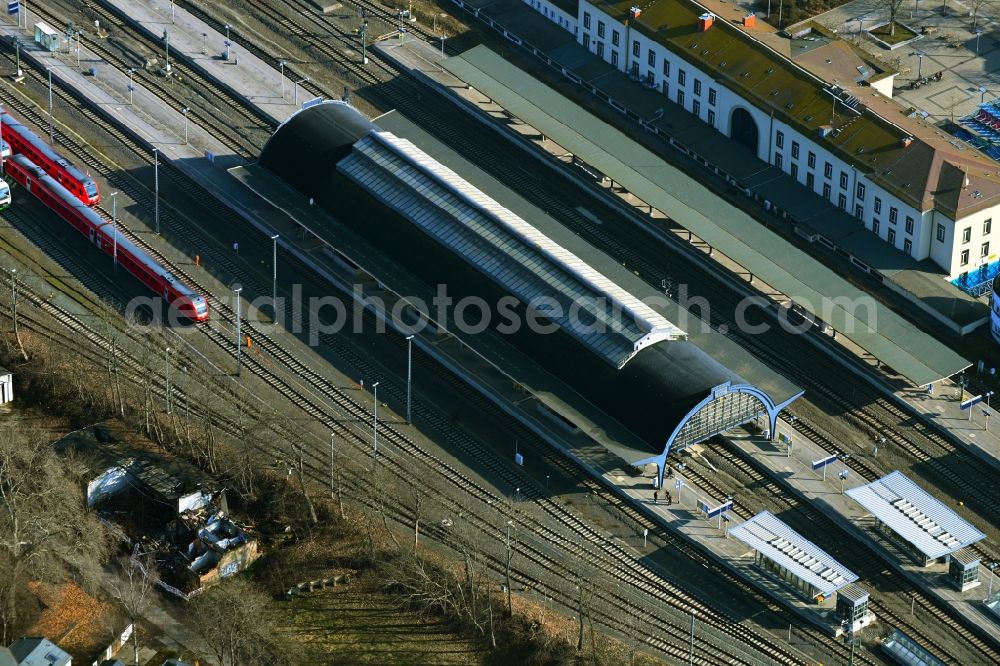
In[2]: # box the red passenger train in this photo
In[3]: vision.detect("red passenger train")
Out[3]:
[6,154,208,322]
[1,111,100,205]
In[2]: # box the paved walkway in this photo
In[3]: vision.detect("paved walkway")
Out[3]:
[813,0,1000,124]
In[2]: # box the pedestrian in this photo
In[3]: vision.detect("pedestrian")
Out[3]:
[653,490,658,504]
[667,465,674,478]
[666,492,672,506]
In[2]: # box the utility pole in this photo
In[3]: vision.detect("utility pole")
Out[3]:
[46,66,53,144]
[279,60,286,97]
[10,269,25,361]
[405,334,414,424]
[360,20,368,65]
[372,381,380,463]
[224,24,231,61]
[689,611,696,665]
[182,107,189,144]
[233,284,243,375]
[128,68,136,105]
[153,147,160,234]
[165,346,171,414]
[110,191,118,273]
[271,233,279,316]
[505,519,514,616]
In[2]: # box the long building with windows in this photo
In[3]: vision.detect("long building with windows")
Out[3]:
[522,0,1000,282]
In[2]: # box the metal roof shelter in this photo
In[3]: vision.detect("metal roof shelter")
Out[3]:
[846,471,985,561]
[728,510,858,598]
[881,629,947,666]
[338,129,686,368]
[443,46,971,386]
[258,101,801,488]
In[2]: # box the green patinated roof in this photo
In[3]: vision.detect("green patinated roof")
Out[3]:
[444,45,971,385]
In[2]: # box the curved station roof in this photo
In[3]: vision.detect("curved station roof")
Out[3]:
[442,46,970,387]
[259,101,800,463]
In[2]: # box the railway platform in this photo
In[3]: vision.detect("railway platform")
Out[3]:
[376,36,1000,477]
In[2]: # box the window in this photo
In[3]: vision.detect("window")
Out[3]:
[961,249,970,265]
[904,239,913,254]
[889,207,898,223]
[583,12,591,29]
[855,204,864,219]
[677,90,685,106]
[583,34,590,49]
[693,100,701,117]
[678,68,686,85]
[857,182,866,200]
[963,227,972,243]
[874,197,882,214]
[823,183,831,199]
[888,228,896,245]
[611,51,618,67]
[824,162,833,178]
[985,218,993,235]
[694,79,702,96]
[708,88,717,106]
[776,131,784,149]
[937,224,946,242]
[633,40,640,57]
[838,194,847,210]
[630,62,639,78]
[983,241,991,257]
[905,216,914,234]
[707,109,715,126]
[839,172,848,189]
[662,60,670,77]
[791,163,798,179]
[808,152,816,168]
[791,141,799,159]
[647,49,655,67]
[873,219,881,235]
[597,20,605,38]
[806,172,815,189]
[662,81,669,97]
[645,70,654,85]
[775,153,783,169]
[597,42,604,57]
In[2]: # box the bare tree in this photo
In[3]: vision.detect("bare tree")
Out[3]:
[188,577,284,666]
[108,555,159,665]
[875,0,907,35]
[0,425,107,643]
[971,0,992,30]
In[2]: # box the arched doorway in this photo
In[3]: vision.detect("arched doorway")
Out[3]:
[730,107,759,155]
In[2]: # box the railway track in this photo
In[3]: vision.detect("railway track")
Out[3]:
[0,29,813,664]
[699,438,1000,663]
[13,0,984,656]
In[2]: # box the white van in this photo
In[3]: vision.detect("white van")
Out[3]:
[0,179,11,209]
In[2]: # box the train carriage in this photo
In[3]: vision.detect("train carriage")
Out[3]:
[0,111,100,205]
[5,153,207,321]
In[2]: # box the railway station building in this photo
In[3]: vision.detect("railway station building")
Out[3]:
[519,0,1000,284]
[254,101,802,489]
[846,471,986,577]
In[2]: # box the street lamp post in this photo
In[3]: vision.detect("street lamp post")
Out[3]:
[270,233,279,315]
[153,147,159,234]
[165,346,171,413]
[224,24,231,61]
[233,284,243,375]
[15,40,21,79]
[405,334,414,424]
[46,66,53,144]
[977,28,983,56]
[293,77,309,106]
[689,611,696,665]
[372,381,380,463]
[164,30,170,67]
[202,32,207,54]
[182,107,189,144]
[987,563,998,601]
[279,60,286,97]
[982,86,989,105]
[360,20,368,65]
[110,191,118,273]
[915,52,925,79]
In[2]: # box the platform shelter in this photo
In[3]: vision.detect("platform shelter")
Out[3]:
[846,471,985,567]
[728,511,859,603]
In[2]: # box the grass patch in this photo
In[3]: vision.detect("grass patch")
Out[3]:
[869,22,918,45]
[279,583,485,665]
